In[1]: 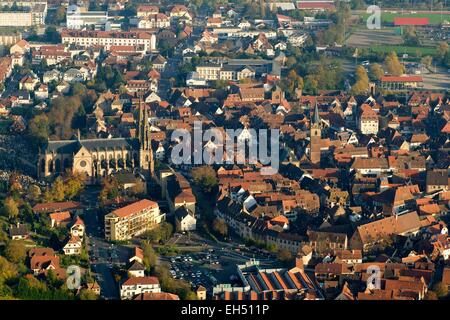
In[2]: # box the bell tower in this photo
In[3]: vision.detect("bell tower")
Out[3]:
[310,102,321,165]
[138,100,154,178]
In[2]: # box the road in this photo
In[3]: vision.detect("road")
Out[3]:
[81,187,129,300]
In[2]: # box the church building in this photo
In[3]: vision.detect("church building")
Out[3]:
[37,101,154,184]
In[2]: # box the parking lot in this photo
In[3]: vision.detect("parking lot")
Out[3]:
[168,251,224,291]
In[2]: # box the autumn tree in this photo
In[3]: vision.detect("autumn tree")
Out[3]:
[63,170,85,200]
[421,55,433,69]
[384,52,405,76]
[4,241,27,264]
[351,65,369,95]
[27,184,41,202]
[369,63,384,81]
[142,242,158,270]
[0,256,18,281]
[212,217,228,237]
[50,177,65,202]
[191,166,218,194]
[2,197,19,220]
[437,42,449,59]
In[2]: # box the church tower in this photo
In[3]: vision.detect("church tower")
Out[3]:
[138,100,154,178]
[310,102,321,165]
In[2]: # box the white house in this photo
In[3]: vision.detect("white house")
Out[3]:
[128,261,146,277]
[120,276,161,300]
[63,235,82,255]
[175,206,196,232]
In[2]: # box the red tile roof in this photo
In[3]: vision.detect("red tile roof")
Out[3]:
[111,199,158,218]
[381,75,423,83]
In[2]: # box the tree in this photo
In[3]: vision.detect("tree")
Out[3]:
[99,177,120,202]
[191,166,218,194]
[351,65,369,94]
[0,256,18,281]
[437,42,449,59]
[50,177,65,202]
[142,242,157,270]
[384,52,405,76]
[277,249,293,265]
[4,241,27,264]
[28,114,50,146]
[27,184,41,202]
[45,26,61,43]
[212,218,228,237]
[369,63,384,81]
[432,282,449,299]
[79,289,98,300]
[421,55,433,69]
[2,197,19,219]
[402,26,420,46]
[63,170,85,200]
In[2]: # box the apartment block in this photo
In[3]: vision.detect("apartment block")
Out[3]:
[104,199,165,241]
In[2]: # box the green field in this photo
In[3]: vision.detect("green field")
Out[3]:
[370,44,437,56]
[361,12,450,25]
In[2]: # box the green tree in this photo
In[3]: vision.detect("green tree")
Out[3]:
[28,114,50,145]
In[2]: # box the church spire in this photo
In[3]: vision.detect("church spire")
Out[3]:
[312,100,320,126]
[138,99,154,178]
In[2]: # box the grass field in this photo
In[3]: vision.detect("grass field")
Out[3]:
[369,44,437,56]
[361,12,450,25]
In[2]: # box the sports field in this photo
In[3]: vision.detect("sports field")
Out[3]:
[369,44,437,55]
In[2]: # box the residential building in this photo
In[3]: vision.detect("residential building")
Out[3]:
[120,276,161,300]
[104,199,165,241]
[61,30,157,52]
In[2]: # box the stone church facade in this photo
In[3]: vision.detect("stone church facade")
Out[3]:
[37,101,154,183]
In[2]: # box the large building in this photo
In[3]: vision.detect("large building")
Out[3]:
[379,75,423,91]
[66,5,108,30]
[0,0,47,26]
[37,101,154,183]
[61,30,157,52]
[104,199,165,241]
[358,103,379,135]
[195,63,256,81]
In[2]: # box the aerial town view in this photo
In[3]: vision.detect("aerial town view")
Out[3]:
[0,0,449,311]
